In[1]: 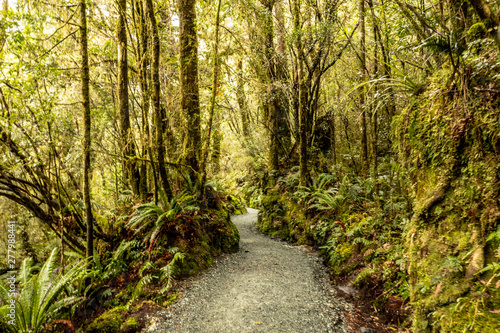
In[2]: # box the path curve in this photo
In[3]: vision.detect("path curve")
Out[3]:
[148,208,348,333]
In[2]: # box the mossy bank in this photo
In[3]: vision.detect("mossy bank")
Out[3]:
[395,61,500,332]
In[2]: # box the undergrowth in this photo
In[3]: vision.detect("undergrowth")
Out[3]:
[0,184,246,333]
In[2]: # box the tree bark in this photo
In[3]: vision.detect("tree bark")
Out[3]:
[134,0,151,201]
[200,0,222,187]
[179,0,201,184]
[237,60,250,141]
[117,0,140,196]
[262,0,279,178]
[80,0,93,259]
[144,0,173,199]
[293,0,308,187]
[0,0,7,53]
[359,0,368,178]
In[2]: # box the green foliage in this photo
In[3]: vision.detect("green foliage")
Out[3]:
[127,189,198,245]
[159,250,187,293]
[0,249,85,333]
[249,170,412,306]
[131,247,186,300]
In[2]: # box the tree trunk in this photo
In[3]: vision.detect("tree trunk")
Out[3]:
[134,0,151,201]
[1,0,7,52]
[80,0,93,259]
[470,0,500,47]
[293,0,308,187]
[211,119,221,174]
[179,0,201,184]
[237,60,250,141]
[274,0,291,152]
[144,0,173,199]
[359,0,368,178]
[117,0,140,196]
[260,0,279,179]
[200,0,222,187]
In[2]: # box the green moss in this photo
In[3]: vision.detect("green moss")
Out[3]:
[399,63,500,332]
[431,297,500,332]
[86,306,128,333]
[162,292,181,307]
[119,317,138,332]
[221,220,240,253]
[467,22,487,40]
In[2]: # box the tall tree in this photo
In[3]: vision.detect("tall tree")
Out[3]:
[358,0,368,177]
[293,0,308,187]
[133,0,152,201]
[200,0,222,187]
[236,59,250,141]
[179,0,201,184]
[117,0,139,196]
[261,0,279,178]
[144,0,173,199]
[80,0,93,259]
[1,0,7,51]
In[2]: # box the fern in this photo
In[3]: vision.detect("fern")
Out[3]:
[127,191,182,245]
[159,250,187,294]
[0,249,85,333]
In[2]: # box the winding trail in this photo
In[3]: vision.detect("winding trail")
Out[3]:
[148,208,349,333]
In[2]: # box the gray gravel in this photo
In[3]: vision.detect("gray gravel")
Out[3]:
[147,208,350,333]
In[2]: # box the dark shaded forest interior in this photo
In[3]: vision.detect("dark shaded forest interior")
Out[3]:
[0,0,500,332]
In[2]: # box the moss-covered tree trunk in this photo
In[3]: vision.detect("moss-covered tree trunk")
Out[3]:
[200,0,222,187]
[134,0,150,201]
[179,0,201,184]
[358,0,368,178]
[293,0,308,187]
[117,0,140,196]
[237,60,250,142]
[260,0,279,179]
[80,0,93,259]
[470,0,500,48]
[144,0,172,199]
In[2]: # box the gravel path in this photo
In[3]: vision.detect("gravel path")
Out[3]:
[147,208,349,333]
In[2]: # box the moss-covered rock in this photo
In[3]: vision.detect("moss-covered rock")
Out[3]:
[86,306,128,333]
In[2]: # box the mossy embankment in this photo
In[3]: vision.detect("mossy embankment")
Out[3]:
[395,61,500,332]
[241,60,500,332]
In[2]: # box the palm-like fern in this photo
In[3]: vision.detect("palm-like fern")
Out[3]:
[0,249,85,333]
[127,189,182,245]
[127,189,201,245]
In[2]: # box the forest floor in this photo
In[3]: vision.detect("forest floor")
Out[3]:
[146,208,349,332]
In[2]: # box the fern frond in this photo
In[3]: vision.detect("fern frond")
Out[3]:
[19,257,34,286]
